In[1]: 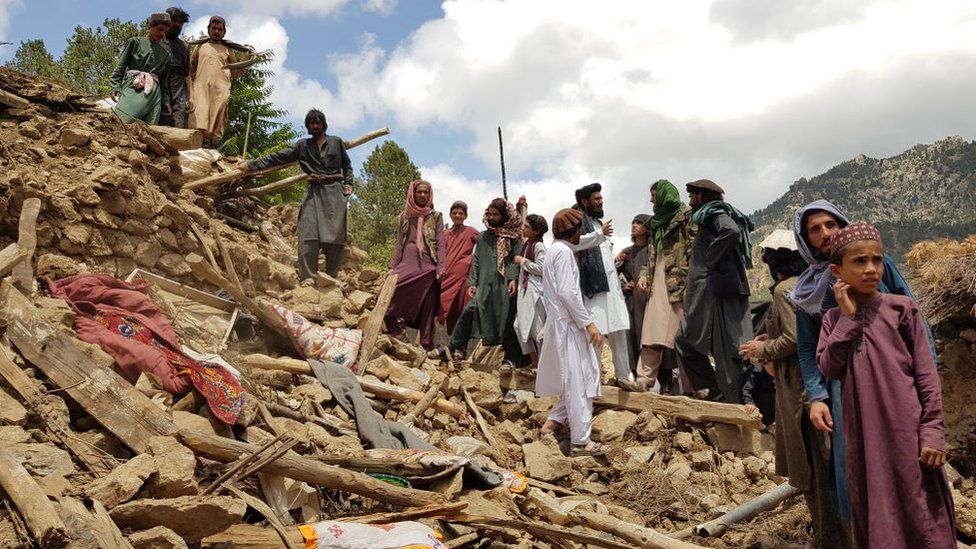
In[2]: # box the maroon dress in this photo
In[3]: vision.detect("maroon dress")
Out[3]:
[385,215,444,349]
[818,294,955,549]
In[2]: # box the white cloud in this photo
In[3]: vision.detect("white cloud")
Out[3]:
[363,0,398,15]
[0,0,22,48]
[196,0,350,18]
[189,0,976,224]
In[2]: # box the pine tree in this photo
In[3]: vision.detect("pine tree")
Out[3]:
[219,50,298,159]
[59,18,141,96]
[3,39,62,79]
[348,141,421,268]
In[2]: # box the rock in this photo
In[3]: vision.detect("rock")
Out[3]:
[110,495,246,542]
[673,431,695,451]
[85,453,156,508]
[623,445,656,468]
[0,388,27,425]
[386,360,425,391]
[145,435,199,498]
[637,413,665,441]
[35,253,83,279]
[0,426,32,444]
[134,240,163,268]
[522,441,572,482]
[955,489,976,538]
[665,459,692,481]
[365,354,397,381]
[447,436,490,457]
[742,456,767,480]
[75,428,129,459]
[690,450,714,471]
[359,268,381,283]
[706,424,765,455]
[60,127,92,147]
[959,328,976,344]
[590,410,638,442]
[172,411,219,437]
[291,383,333,404]
[526,397,557,413]
[128,526,189,549]
[496,420,525,444]
[157,253,190,276]
[7,443,75,478]
[344,290,373,314]
[700,493,722,512]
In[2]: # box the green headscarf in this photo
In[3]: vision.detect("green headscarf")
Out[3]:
[645,179,685,251]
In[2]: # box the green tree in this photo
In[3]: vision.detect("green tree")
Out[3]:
[4,39,62,79]
[59,18,141,96]
[219,50,299,159]
[348,141,421,268]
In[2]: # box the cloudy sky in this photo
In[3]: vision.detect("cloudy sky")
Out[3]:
[3,0,976,245]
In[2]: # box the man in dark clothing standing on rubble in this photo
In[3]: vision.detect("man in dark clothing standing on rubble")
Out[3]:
[245,109,353,282]
[674,179,754,403]
[160,7,192,128]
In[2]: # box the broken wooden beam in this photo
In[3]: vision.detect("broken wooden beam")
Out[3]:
[0,447,70,547]
[202,524,305,548]
[572,511,706,549]
[462,386,497,446]
[147,125,204,151]
[356,273,397,374]
[347,502,468,524]
[0,243,26,277]
[448,513,633,549]
[11,197,40,294]
[178,428,445,507]
[184,127,391,192]
[0,280,178,453]
[401,373,447,426]
[595,386,763,429]
[0,87,30,109]
[185,253,289,339]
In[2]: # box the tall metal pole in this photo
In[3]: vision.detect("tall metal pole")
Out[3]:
[497,126,507,200]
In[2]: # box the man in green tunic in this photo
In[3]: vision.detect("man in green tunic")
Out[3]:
[109,13,173,124]
[444,198,523,364]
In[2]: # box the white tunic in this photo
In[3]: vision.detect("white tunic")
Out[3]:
[515,242,546,346]
[571,229,630,334]
[535,240,601,400]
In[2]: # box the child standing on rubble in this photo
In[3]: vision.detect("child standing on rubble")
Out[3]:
[817,222,955,549]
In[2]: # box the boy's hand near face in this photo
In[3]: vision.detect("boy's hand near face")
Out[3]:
[834,280,857,318]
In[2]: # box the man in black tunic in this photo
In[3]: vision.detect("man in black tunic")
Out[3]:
[160,7,191,128]
[674,179,754,403]
[245,109,354,281]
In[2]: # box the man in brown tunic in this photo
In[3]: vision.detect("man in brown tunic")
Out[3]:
[189,16,251,148]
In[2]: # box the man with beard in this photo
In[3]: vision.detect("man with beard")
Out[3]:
[674,179,754,404]
[160,7,191,128]
[441,198,523,365]
[244,109,353,281]
[789,199,936,541]
[189,15,252,148]
[572,183,636,388]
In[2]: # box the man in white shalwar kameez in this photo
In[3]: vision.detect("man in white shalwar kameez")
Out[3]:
[570,184,636,388]
[537,208,608,456]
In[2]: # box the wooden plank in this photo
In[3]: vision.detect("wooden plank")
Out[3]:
[595,386,763,429]
[0,87,30,109]
[202,524,304,548]
[0,243,26,277]
[0,280,177,453]
[355,274,397,375]
[448,514,633,549]
[0,346,114,474]
[462,386,497,447]
[178,428,446,507]
[11,197,40,294]
[189,223,221,272]
[0,447,70,547]
[127,268,237,312]
[89,500,136,549]
[147,125,204,151]
[573,511,706,549]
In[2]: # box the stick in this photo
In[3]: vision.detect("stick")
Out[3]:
[224,484,298,549]
[462,387,497,446]
[0,447,70,546]
[265,400,357,437]
[178,428,445,507]
[218,173,343,201]
[497,126,507,200]
[242,112,253,158]
[11,197,40,294]
[0,244,27,277]
[257,401,286,437]
[189,223,220,272]
[235,438,301,480]
[694,482,799,537]
[214,233,244,292]
[401,373,447,425]
[346,502,468,524]
[202,432,287,495]
[572,511,706,549]
[356,274,398,374]
[449,514,633,549]
[445,532,480,548]
[217,212,258,232]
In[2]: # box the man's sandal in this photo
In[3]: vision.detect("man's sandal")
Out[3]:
[570,441,610,457]
[426,346,447,360]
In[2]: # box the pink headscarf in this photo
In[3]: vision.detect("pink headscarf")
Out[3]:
[402,180,434,253]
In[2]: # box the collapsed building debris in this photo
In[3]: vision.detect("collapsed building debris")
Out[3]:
[1,66,975,548]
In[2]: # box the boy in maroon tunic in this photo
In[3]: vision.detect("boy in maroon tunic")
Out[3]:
[437,201,479,335]
[817,222,955,549]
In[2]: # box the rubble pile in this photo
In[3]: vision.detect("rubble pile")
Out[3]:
[1,67,975,547]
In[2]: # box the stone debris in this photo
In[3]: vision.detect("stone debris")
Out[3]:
[0,67,973,549]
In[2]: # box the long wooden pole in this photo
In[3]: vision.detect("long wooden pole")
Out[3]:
[178,429,445,507]
[0,448,70,546]
[242,112,253,158]
[498,126,507,200]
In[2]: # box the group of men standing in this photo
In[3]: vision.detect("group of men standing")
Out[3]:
[110,9,251,148]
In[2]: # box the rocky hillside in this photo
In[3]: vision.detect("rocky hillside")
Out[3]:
[750,136,976,260]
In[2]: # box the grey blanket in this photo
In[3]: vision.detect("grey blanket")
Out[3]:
[309,359,502,487]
